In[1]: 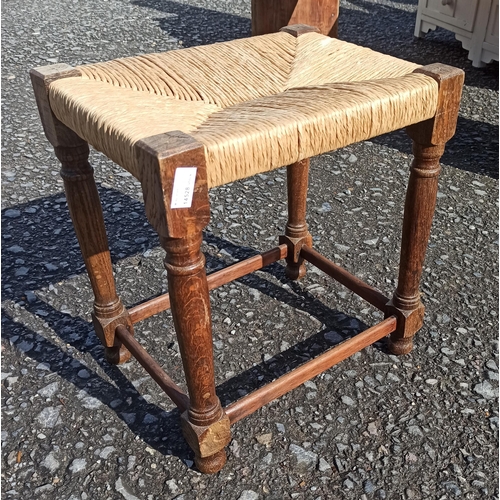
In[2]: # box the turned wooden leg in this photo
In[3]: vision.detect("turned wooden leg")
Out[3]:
[386,63,464,355]
[56,144,134,364]
[387,143,443,355]
[136,132,230,474]
[30,63,133,364]
[279,159,312,280]
[162,233,230,473]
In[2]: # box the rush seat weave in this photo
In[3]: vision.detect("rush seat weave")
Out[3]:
[48,31,439,187]
[31,25,464,474]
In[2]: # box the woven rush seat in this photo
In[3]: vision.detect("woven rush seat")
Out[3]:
[31,25,464,474]
[47,30,439,187]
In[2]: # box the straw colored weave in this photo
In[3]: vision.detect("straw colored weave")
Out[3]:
[48,31,439,187]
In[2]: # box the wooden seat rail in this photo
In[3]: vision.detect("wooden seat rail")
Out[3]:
[300,246,389,310]
[224,315,397,424]
[117,242,398,424]
[129,243,391,325]
[116,313,396,424]
[115,324,190,412]
[129,244,288,324]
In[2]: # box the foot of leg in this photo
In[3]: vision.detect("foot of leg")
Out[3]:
[286,259,307,281]
[195,449,227,474]
[386,295,425,356]
[387,336,414,356]
[180,409,231,474]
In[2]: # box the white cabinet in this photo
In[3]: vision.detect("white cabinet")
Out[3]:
[415,0,499,67]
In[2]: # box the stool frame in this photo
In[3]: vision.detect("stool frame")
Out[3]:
[30,26,464,474]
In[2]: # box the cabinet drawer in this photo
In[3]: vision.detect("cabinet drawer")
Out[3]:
[423,0,479,31]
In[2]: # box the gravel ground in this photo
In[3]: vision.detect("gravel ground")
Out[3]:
[2,0,498,499]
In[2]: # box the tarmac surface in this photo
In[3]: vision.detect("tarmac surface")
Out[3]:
[1,0,498,499]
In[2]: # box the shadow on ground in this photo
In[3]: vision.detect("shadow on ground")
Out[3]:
[132,0,251,46]
[2,186,379,461]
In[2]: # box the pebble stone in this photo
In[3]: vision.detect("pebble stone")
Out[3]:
[341,395,355,406]
[276,423,285,433]
[443,481,462,497]
[324,331,343,343]
[318,457,332,472]
[115,477,140,500]
[473,380,497,399]
[289,444,318,473]
[364,480,376,494]
[99,446,115,459]
[36,407,61,428]
[40,452,60,473]
[4,209,21,218]
[165,479,179,494]
[238,490,259,500]
[68,458,87,474]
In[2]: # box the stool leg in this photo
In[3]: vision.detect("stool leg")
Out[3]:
[56,143,134,364]
[30,64,133,363]
[386,63,464,355]
[280,159,313,280]
[162,233,230,473]
[136,132,230,473]
[386,142,444,355]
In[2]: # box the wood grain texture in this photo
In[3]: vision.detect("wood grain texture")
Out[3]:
[180,411,231,458]
[280,159,312,280]
[162,232,230,472]
[385,143,443,355]
[136,131,210,239]
[57,145,122,314]
[407,63,465,146]
[300,246,390,311]
[162,232,220,425]
[392,143,444,312]
[115,325,190,411]
[55,138,133,363]
[128,244,288,324]
[137,130,228,469]
[385,301,425,355]
[193,449,228,474]
[31,64,133,363]
[225,316,397,424]
[30,64,83,147]
[252,0,339,36]
[388,64,463,354]
[280,24,321,37]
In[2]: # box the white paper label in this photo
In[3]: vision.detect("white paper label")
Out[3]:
[170,167,197,209]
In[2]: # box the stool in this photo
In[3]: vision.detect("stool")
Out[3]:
[30,25,464,473]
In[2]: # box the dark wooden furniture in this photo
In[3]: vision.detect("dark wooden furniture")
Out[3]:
[252,0,340,37]
[30,26,464,474]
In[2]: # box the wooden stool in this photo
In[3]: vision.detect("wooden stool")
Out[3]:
[30,26,464,474]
